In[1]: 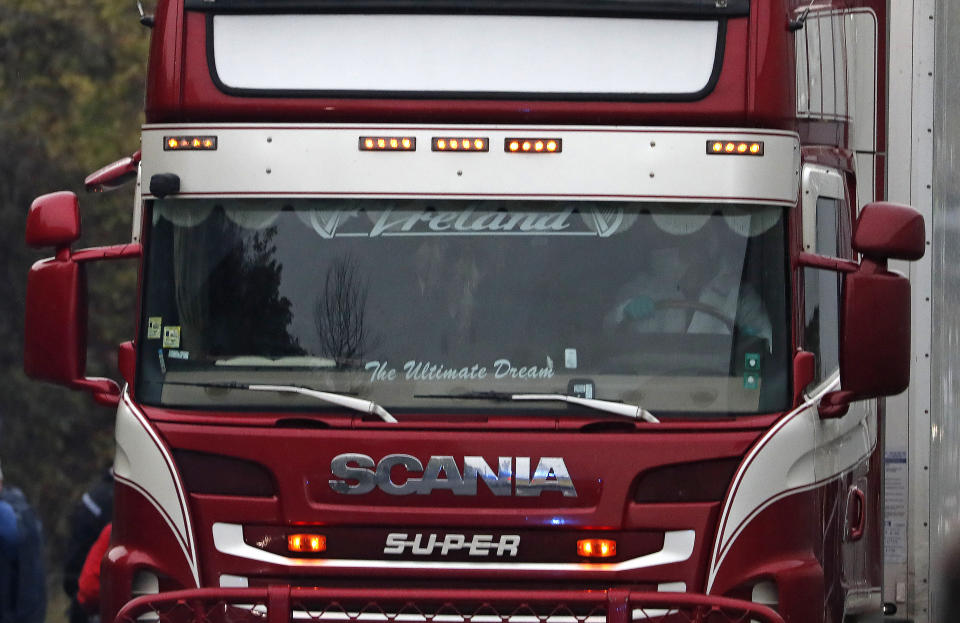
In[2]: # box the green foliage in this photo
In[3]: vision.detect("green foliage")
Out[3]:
[0,0,150,617]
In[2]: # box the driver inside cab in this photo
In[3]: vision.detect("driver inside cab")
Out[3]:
[605,213,772,345]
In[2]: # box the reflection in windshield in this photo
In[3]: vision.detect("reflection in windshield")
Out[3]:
[314,255,378,368]
[138,199,790,415]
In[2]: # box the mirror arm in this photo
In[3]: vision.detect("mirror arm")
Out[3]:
[71,243,142,263]
[856,256,888,275]
[818,390,857,419]
[71,378,122,407]
[796,252,859,273]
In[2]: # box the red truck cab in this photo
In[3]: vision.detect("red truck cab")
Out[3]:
[23,1,925,622]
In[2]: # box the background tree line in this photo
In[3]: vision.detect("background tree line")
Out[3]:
[0,0,149,617]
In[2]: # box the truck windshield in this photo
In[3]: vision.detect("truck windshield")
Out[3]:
[137,199,790,416]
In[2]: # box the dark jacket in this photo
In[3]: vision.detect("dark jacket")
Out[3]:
[64,470,114,623]
[0,486,46,623]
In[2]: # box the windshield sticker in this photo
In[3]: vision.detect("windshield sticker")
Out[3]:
[567,379,595,399]
[157,349,167,374]
[147,317,163,340]
[162,326,181,349]
[302,207,631,238]
[564,348,578,369]
[365,357,555,383]
[167,350,190,361]
[743,373,760,390]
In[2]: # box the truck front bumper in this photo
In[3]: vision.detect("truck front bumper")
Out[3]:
[113,587,784,623]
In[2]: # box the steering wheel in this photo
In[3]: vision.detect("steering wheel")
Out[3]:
[618,298,736,333]
[653,299,736,332]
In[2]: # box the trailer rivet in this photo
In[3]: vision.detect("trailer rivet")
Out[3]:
[457,170,463,177]
[266,168,272,174]
[267,137,273,143]
[649,172,655,178]
[650,141,656,148]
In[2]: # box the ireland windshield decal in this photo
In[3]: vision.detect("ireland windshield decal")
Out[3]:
[298,206,629,238]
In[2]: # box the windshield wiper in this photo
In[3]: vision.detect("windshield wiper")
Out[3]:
[415,391,659,423]
[164,381,397,423]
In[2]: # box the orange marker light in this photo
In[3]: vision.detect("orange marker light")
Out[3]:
[359,137,416,151]
[431,137,490,152]
[505,138,562,154]
[288,533,326,553]
[577,539,617,558]
[706,140,764,156]
[164,136,218,151]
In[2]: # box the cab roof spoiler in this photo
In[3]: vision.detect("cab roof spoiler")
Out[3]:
[182,0,750,18]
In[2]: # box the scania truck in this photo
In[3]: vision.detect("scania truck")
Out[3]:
[22,1,927,622]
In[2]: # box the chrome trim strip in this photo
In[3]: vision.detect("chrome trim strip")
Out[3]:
[212,523,694,571]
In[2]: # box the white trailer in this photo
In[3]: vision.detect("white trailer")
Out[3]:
[883,1,959,622]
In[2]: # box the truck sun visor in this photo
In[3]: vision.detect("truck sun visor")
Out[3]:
[182,0,750,18]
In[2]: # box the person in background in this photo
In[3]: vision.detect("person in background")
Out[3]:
[0,465,18,622]
[76,523,112,623]
[0,459,46,623]
[64,467,114,623]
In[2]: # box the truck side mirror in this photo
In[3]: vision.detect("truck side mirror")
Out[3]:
[23,191,141,407]
[25,191,81,250]
[819,202,925,418]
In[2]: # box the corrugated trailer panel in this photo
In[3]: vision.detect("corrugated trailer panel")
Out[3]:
[930,0,960,621]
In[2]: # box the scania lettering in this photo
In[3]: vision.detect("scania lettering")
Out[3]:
[21,1,934,623]
[329,454,577,497]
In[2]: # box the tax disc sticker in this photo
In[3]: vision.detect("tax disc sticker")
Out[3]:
[162,326,181,349]
[147,317,163,340]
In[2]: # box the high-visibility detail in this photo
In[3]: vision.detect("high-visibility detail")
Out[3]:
[359,137,416,151]
[288,533,326,553]
[577,538,617,558]
[505,138,562,154]
[164,136,217,151]
[707,140,764,156]
[432,137,489,152]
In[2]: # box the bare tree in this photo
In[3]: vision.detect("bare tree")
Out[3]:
[314,256,375,367]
